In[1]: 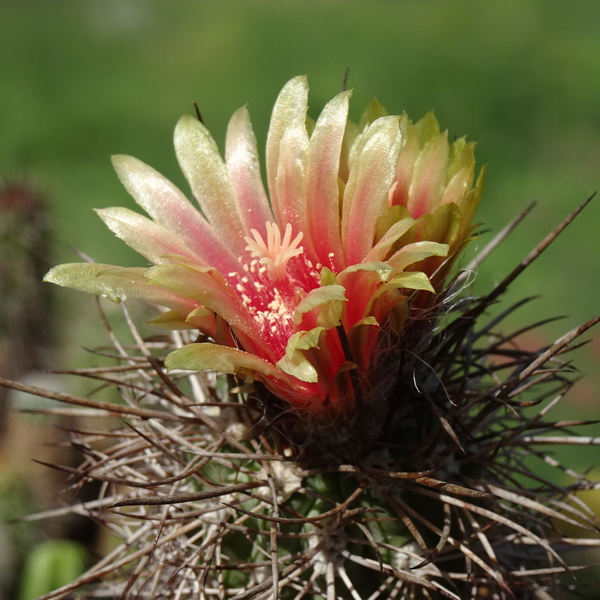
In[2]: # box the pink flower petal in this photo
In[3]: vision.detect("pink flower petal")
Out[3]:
[306,90,351,271]
[144,262,280,360]
[174,115,246,254]
[266,76,309,225]
[342,116,405,265]
[111,155,240,275]
[225,107,274,237]
[407,131,449,218]
[273,112,310,249]
[95,207,203,265]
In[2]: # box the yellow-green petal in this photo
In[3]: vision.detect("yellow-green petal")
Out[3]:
[165,343,282,381]
[293,285,347,328]
[44,263,195,314]
[146,310,196,330]
[277,328,324,383]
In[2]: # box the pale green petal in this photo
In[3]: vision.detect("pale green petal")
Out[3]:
[459,166,485,235]
[363,271,434,319]
[174,115,246,254]
[415,111,441,145]
[293,285,347,328]
[446,138,475,184]
[388,241,449,272]
[95,207,201,264]
[155,253,220,274]
[44,263,196,314]
[146,310,196,330]
[266,76,309,221]
[144,307,216,335]
[341,115,406,265]
[144,263,261,341]
[365,216,416,262]
[379,271,435,295]
[186,306,212,318]
[358,98,389,130]
[340,261,393,282]
[276,328,324,383]
[225,107,273,234]
[185,307,217,336]
[306,90,351,270]
[418,202,462,246]
[351,316,379,327]
[439,166,471,208]
[166,343,283,381]
[320,267,339,286]
[145,263,220,300]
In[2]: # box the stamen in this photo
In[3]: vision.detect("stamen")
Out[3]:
[244,222,304,280]
[226,222,321,357]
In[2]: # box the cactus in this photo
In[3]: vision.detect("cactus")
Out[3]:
[3,77,599,599]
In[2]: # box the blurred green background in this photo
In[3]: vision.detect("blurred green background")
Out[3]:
[3,0,598,407]
[1,1,599,596]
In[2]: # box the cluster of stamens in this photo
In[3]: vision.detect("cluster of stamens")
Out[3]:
[244,222,304,281]
[227,222,322,358]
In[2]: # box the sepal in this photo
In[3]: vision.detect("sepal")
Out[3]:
[165,343,282,381]
[276,328,325,383]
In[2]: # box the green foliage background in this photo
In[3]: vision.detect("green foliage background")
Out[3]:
[2,0,599,459]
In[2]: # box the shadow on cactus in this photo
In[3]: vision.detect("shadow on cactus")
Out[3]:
[3,77,599,599]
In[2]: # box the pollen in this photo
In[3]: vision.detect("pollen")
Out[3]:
[244,222,304,280]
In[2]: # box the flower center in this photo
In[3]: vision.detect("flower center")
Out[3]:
[244,222,304,281]
[227,222,320,359]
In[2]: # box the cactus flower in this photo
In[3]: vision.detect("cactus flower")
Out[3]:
[45,77,482,414]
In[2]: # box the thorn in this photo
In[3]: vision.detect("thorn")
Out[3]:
[341,68,349,92]
[193,101,204,124]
